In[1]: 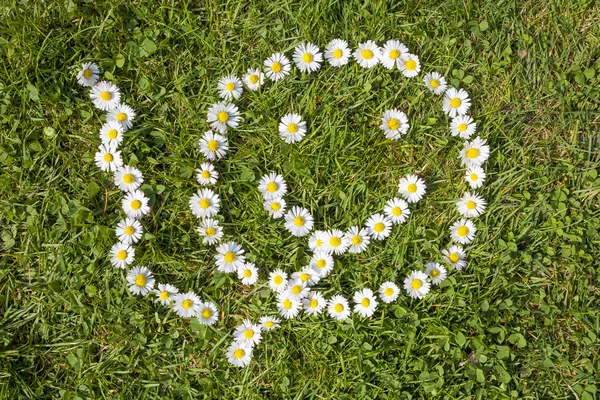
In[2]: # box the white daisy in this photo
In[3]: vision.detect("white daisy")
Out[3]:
[278,113,307,144]
[398,174,427,203]
[268,268,288,293]
[366,213,393,241]
[264,197,287,219]
[90,81,120,111]
[353,288,378,318]
[443,88,471,118]
[324,39,351,67]
[293,42,322,73]
[353,40,381,69]
[259,316,281,331]
[197,218,223,245]
[450,115,477,139]
[154,283,178,306]
[285,278,310,300]
[344,226,370,254]
[99,121,124,148]
[226,341,252,368]
[456,192,487,218]
[199,130,229,160]
[323,229,350,255]
[258,172,287,200]
[206,102,240,133]
[107,103,135,130]
[116,218,143,244]
[404,270,430,300]
[302,291,326,315]
[197,301,219,326]
[442,245,468,270]
[384,198,410,224]
[276,292,301,319]
[459,136,490,168]
[77,62,99,87]
[310,250,334,277]
[189,188,220,218]
[380,109,409,140]
[122,190,151,219]
[378,281,400,304]
[465,166,486,189]
[425,262,447,285]
[327,295,351,320]
[398,53,421,78]
[114,165,144,192]
[173,291,202,318]
[291,267,320,287]
[110,242,134,269]
[214,241,246,273]
[264,53,291,82]
[379,39,409,70]
[284,206,314,237]
[308,230,327,252]
[94,143,122,172]
[237,262,259,285]
[233,319,262,347]
[126,266,155,296]
[217,75,243,100]
[195,162,219,185]
[242,68,264,91]
[423,72,448,95]
[450,218,477,244]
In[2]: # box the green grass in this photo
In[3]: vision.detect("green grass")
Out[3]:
[1,0,599,398]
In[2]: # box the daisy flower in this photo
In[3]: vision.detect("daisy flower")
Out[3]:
[398,54,421,78]
[398,174,427,203]
[379,39,409,70]
[189,188,220,218]
[293,42,322,73]
[425,262,447,285]
[122,190,151,219]
[237,262,259,285]
[450,218,477,244]
[214,241,246,273]
[384,198,410,224]
[324,39,351,67]
[217,75,243,100]
[116,218,143,244]
[285,278,310,300]
[310,250,334,277]
[196,162,219,185]
[380,109,409,140]
[284,206,314,237]
[459,136,490,168]
[291,267,320,287]
[404,270,430,300]
[264,197,286,219]
[197,301,219,326]
[233,319,262,347]
[378,281,400,303]
[264,53,291,82]
[197,218,223,245]
[154,283,178,306]
[126,266,155,296]
[302,291,326,315]
[308,230,327,252]
[442,245,468,270]
[456,192,487,218]
[268,269,288,293]
[110,242,134,269]
[199,130,229,160]
[259,316,281,331]
[450,115,477,139]
[99,121,124,147]
[278,113,307,144]
[226,341,252,368]
[465,166,486,189]
[423,72,448,95]
[206,102,240,133]
[94,143,122,172]
[327,295,351,320]
[90,81,120,111]
[107,103,135,130]
[353,40,381,69]
[258,172,287,200]
[344,226,370,254]
[173,291,202,318]
[353,288,378,318]
[277,292,301,319]
[242,68,264,91]
[114,165,144,192]
[443,88,471,118]
[77,62,99,87]
[366,213,393,241]
[323,229,349,255]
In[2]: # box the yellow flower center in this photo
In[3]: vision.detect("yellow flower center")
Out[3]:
[431,269,440,277]
[100,91,112,101]
[182,299,193,309]
[205,227,215,236]
[271,61,282,72]
[283,299,292,309]
[457,226,469,237]
[405,59,417,71]
[271,202,281,211]
[107,129,118,139]
[300,273,310,282]
[130,200,142,210]
[287,123,298,133]
[466,200,476,210]
[201,170,210,179]
[316,239,324,247]
[291,285,302,295]
[217,111,229,123]
[103,153,113,162]
[302,53,313,63]
[361,298,370,307]
[83,69,93,78]
[316,259,326,269]
[293,216,305,227]
[274,275,283,285]
[466,148,479,159]
[267,182,278,192]
[224,252,236,263]
[389,49,400,59]
[117,250,127,260]
[123,174,135,184]
[243,269,252,278]
[200,199,210,209]
[470,173,478,181]
[310,299,318,308]
[449,253,460,263]
[430,79,439,88]
[124,226,134,236]
[411,279,422,289]
[387,118,400,130]
[249,74,258,83]
[160,291,170,300]
[450,98,461,108]
[265,321,274,328]
[392,207,402,216]
[373,222,385,233]
[352,235,362,246]
[225,82,235,91]
[207,140,220,151]
[333,48,343,59]
[202,308,212,319]
[334,303,344,313]
[384,287,394,297]
[244,329,254,339]
[361,49,373,60]
[116,112,127,122]
[407,183,417,193]
[234,349,245,359]
[330,237,341,247]
[135,274,146,286]
[458,123,468,132]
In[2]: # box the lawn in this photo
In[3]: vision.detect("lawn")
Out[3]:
[1,0,599,398]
